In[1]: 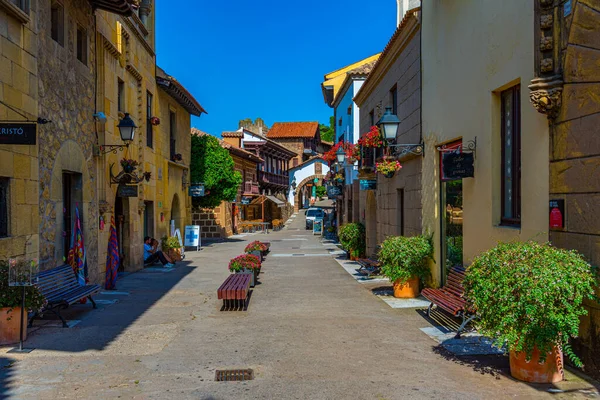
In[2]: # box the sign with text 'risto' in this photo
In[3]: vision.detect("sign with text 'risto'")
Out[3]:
[441,152,474,181]
[0,123,36,145]
[188,184,205,197]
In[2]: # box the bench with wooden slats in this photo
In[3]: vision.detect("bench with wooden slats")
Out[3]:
[356,258,381,277]
[421,266,477,338]
[30,264,101,328]
[217,273,251,311]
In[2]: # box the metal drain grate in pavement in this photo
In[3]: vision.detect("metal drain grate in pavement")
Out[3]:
[215,368,254,382]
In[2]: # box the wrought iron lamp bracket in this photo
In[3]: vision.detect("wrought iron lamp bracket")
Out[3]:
[108,163,145,186]
[99,143,130,155]
[436,137,477,158]
[388,142,425,158]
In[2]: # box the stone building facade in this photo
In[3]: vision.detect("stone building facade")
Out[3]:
[266,122,321,168]
[0,0,39,263]
[528,0,600,380]
[354,9,423,257]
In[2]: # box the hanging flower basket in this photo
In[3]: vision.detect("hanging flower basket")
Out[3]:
[358,126,384,148]
[150,116,161,126]
[120,158,139,173]
[376,159,402,177]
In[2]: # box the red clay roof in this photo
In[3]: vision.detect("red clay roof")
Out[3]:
[266,122,319,139]
[221,131,244,138]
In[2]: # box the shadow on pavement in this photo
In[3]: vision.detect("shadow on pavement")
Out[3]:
[0,356,16,398]
[16,261,196,353]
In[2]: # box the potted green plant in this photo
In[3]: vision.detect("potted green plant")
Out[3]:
[120,158,139,173]
[161,235,182,262]
[228,254,261,287]
[378,235,432,298]
[338,222,366,260]
[463,241,598,383]
[0,260,45,345]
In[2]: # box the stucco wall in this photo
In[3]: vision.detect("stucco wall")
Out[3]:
[421,0,549,285]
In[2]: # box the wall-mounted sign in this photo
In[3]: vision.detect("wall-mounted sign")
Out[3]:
[188,184,205,197]
[441,152,474,181]
[549,199,565,229]
[0,122,36,145]
[241,197,252,205]
[360,179,377,191]
[326,185,342,199]
[117,184,138,197]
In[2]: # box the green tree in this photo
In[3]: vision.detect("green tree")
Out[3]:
[319,116,335,143]
[190,134,242,208]
[315,185,326,198]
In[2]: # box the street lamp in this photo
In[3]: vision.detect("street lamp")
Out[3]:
[100,113,138,155]
[117,113,137,142]
[291,176,297,189]
[336,146,346,164]
[377,107,401,142]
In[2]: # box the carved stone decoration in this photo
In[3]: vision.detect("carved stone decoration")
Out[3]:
[98,200,112,215]
[529,77,564,119]
[541,58,554,72]
[541,14,553,29]
[540,36,553,51]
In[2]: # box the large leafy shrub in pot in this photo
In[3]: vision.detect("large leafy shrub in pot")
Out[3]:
[338,223,366,259]
[463,241,597,368]
[378,235,433,284]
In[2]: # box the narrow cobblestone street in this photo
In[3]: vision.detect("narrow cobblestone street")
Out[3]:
[0,212,598,399]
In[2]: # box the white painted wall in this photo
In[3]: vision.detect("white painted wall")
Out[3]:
[288,160,330,207]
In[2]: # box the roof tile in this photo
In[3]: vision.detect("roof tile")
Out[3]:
[266,122,320,139]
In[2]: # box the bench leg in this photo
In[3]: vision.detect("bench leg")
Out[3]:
[88,296,97,309]
[455,313,477,339]
[427,302,434,318]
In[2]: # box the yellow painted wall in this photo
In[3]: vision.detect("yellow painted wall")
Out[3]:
[322,54,380,101]
[0,3,39,262]
[421,0,549,285]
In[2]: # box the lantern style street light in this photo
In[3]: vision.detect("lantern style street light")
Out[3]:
[336,146,346,164]
[100,113,138,155]
[377,107,401,142]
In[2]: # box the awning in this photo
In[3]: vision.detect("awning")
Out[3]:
[265,195,286,208]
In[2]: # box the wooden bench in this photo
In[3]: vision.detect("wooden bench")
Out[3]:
[30,264,101,328]
[356,258,381,278]
[421,266,476,338]
[217,273,252,311]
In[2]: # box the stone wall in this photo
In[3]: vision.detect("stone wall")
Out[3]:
[270,138,303,167]
[37,1,99,278]
[546,0,600,379]
[191,205,230,239]
[0,1,40,262]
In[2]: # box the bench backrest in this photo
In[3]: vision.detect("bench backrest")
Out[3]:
[35,265,81,298]
[444,267,466,298]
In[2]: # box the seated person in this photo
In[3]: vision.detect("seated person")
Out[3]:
[144,236,175,268]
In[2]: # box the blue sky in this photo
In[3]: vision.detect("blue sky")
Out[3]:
[155,1,397,137]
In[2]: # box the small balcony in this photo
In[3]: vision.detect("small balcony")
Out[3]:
[244,181,260,195]
[258,171,288,187]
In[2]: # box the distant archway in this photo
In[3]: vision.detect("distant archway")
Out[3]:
[294,174,324,211]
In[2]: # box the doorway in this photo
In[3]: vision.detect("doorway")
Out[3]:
[144,201,154,239]
[62,172,83,262]
[439,142,464,285]
[114,196,128,272]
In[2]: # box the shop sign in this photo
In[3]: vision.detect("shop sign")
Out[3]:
[117,184,138,197]
[360,179,377,191]
[188,183,205,197]
[549,199,565,229]
[241,197,252,205]
[441,152,474,181]
[327,185,342,199]
[0,122,36,145]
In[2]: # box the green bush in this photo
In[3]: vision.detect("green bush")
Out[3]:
[378,235,432,284]
[0,260,45,313]
[338,223,365,258]
[161,236,181,251]
[463,241,598,366]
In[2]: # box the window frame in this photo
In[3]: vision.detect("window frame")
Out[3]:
[0,178,9,238]
[50,1,64,46]
[146,91,153,148]
[76,25,88,65]
[169,110,176,159]
[500,85,522,226]
[390,84,398,115]
[117,78,125,112]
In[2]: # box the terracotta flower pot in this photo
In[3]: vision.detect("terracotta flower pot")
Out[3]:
[393,277,420,298]
[167,247,182,262]
[509,346,564,383]
[0,307,27,345]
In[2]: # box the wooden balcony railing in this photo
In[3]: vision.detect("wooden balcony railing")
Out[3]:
[258,171,288,186]
[244,181,260,195]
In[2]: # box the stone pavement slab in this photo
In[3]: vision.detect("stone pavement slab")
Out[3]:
[1,210,599,399]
